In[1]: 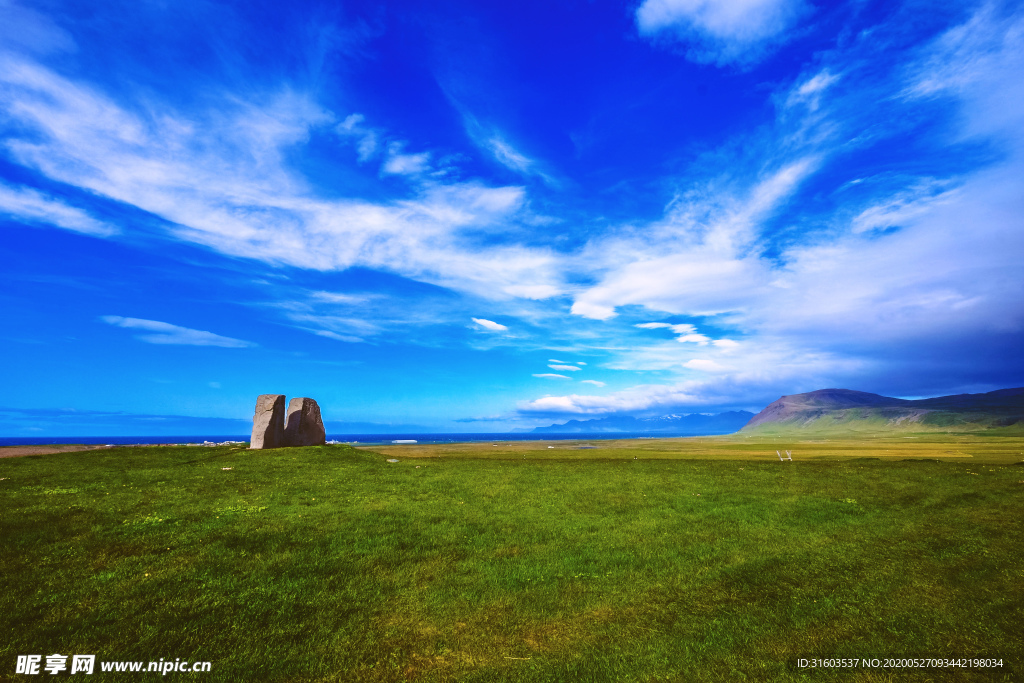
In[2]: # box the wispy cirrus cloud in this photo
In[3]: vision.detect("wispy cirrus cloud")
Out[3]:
[473,317,508,332]
[0,182,116,236]
[314,330,365,343]
[101,316,254,348]
[457,110,558,187]
[0,0,75,55]
[636,0,809,66]
[570,157,818,321]
[0,53,565,303]
[309,291,376,305]
[336,113,379,162]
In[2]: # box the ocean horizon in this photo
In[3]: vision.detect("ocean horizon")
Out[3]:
[0,431,739,448]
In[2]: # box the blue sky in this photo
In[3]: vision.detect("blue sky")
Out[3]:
[1,0,1022,435]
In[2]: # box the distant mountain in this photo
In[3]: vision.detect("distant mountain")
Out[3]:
[529,411,755,435]
[741,387,1024,434]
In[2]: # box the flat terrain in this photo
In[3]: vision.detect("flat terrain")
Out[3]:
[359,432,1024,463]
[0,443,114,458]
[1,435,1022,681]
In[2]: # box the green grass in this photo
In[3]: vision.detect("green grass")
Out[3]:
[2,437,1023,682]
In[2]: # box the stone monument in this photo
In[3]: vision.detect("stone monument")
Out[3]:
[284,397,326,447]
[250,394,286,449]
[250,394,326,449]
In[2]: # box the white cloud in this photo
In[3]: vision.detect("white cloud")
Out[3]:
[456,110,557,186]
[764,163,1024,343]
[520,5,1024,420]
[516,342,862,415]
[101,316,254,348]
[0,54,565,304]
[503,284,561,299]
[533,373,571,380]
[796,70,840,97]
[636,322,709,344]
[0,182,116,236]
[576,361,587,365]
[580,379,605,387]
[736,8,1024,346]
[336,113,378,161]
[683,358,724,371]
[850,181,957,234]
[904,4,1024,162]
[548,358,569,363]
[382,142,430,175]
[314,330,364,343]
[285,311,381,339]
[569,300,617,320]
[572,158,817,320]
[488,137,532,174]
[485,136,559,186]
[907,5,1024,110]
[636,322,694,332]
[518,385,714,414]
[636,0,807,65]
[0,0,75,55]
[309,291,374,304]
[473,317,508,331]
[784,70,841,112]
[548,364,581,372]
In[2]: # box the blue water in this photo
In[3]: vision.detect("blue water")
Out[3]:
[0,431,732,447]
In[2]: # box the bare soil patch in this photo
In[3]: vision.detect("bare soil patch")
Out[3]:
[0,444,112,458]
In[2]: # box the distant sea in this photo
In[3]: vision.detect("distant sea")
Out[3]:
[0,431,729,447]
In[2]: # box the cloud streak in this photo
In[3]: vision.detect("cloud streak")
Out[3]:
[636,0,808,65]
[101,316,254,348]
[0,54,565,303]
[0,182,116,236]
[473,318,509,331]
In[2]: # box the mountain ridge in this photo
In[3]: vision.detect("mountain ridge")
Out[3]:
[527,411,755,434]
[742,387,1024,433]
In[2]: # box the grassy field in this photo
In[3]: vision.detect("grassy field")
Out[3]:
[1,434,1022,682]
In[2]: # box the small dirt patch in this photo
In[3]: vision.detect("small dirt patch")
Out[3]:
[0,444,113,459]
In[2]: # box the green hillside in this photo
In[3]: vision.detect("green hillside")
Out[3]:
[741,388,1024,436]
